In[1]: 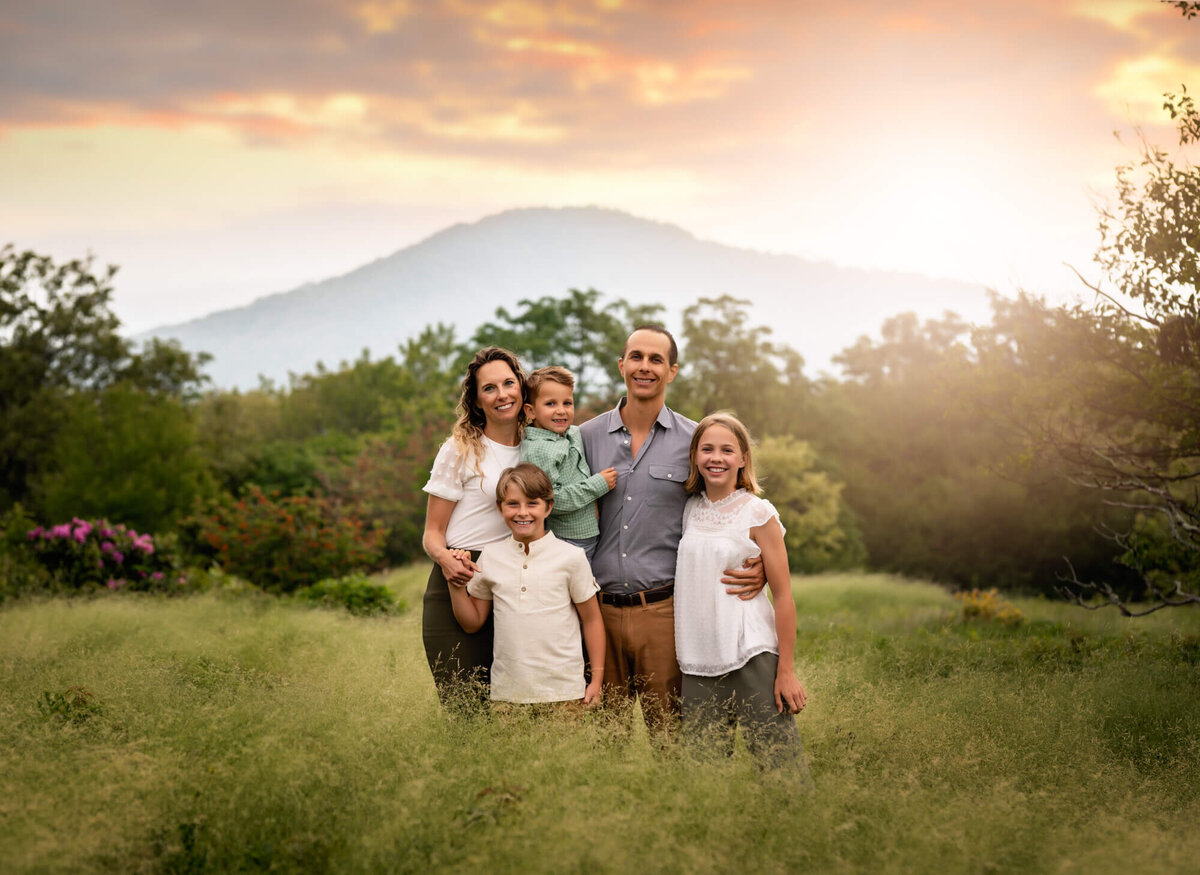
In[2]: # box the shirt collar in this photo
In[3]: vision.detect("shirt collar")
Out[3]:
[605,398,674,433]
[509,530,557,555]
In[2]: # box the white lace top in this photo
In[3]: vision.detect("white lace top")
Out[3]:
[423,436,520,550]
[674,489,784,676]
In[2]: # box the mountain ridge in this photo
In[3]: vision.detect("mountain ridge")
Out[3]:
[138,206,991,389]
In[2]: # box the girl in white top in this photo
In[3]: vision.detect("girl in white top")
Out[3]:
[675,412,807,761]
[421,347,527,712]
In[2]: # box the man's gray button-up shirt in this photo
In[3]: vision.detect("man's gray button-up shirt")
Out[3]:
[580,400,696,594]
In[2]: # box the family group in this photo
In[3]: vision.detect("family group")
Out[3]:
[420,326,806,762]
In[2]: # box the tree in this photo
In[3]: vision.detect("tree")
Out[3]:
[0,246,209,511]
[985,6,1200,613]
[33,384,215,532]
[673,295,809,438]
[468,288,664,406]
[755,435,865,572]
[818,308,1130,593]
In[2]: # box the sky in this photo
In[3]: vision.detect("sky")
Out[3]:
[1,0,1198,334]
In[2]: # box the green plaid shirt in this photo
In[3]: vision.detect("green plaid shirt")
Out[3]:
[519,425,609,540]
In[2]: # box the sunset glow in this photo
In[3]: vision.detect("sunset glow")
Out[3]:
[0,0,1196,331]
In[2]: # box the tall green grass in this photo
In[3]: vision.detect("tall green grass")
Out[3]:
[1,571,1197,873]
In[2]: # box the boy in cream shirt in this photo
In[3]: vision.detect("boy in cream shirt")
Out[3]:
[448,463,605,706]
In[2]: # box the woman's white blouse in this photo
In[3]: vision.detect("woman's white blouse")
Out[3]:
[423,436,520,550]
[674,489,784,676]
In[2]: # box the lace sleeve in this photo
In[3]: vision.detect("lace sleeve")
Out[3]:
[423,439,466,502]
[746,496,786,539]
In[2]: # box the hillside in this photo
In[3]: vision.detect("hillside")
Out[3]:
[138,207,990,389]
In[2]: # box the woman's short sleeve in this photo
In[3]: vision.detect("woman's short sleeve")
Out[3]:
[423,439,466,502]
[747,497,786,539]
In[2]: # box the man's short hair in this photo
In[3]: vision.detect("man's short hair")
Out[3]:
[526,366,575,404]
[495,463,555,504]
[624,325,678,366]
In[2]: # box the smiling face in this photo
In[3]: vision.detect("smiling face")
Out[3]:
[524,380,574,435]
[692,423,746,499]
[475,360,522,431]
[619,328,678,403]
[498,483,552,544]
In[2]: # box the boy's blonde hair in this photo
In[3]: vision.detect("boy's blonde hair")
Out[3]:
[685,412,761,495]
[526,366,575,404]
[495,463,555,504]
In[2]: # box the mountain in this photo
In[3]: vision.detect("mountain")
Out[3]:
[138,206,992,389]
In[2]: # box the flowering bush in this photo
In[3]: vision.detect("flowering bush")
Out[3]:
[25,517,184,593]
[955,587,1026,626]
[183,487,385,593]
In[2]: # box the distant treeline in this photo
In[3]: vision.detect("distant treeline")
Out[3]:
[0,252,1150,596]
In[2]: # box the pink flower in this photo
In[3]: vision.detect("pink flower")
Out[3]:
[106,578,126,590]
[50,524,71,538]
[101,542,114,553]
[151,572,164,581]
[111,551,124,564]
[27,526,42,540]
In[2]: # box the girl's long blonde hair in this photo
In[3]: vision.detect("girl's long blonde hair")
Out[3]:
[685,412,761,495]
[451,347,528,476]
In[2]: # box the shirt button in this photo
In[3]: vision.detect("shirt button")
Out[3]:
[521,586,526,592]
[622,525,628,530]
[522,563,528,569]
[621,553,627,558]
[625,496,631,501]
[667,473,673,479]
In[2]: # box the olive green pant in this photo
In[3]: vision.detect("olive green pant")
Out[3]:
[421,556,493,714]
[681,651,804,766]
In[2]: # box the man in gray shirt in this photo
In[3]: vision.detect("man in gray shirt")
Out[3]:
[581,326,763,730]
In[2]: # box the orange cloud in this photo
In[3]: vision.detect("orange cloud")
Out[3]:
[354,1,414,33]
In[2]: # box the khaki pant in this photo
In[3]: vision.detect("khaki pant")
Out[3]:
[600,593,682,731]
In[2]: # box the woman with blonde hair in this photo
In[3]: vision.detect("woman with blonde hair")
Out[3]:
[421,347,528,711]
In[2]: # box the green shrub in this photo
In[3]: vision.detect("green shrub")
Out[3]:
[294,573,402,616]
[0,505,54,600]
[37,686,104,726]
[183,487,385,593]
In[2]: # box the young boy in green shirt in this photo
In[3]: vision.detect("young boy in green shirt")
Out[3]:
[520,366,617,559]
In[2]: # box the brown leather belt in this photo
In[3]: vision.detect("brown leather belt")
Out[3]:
[599,582,674,607]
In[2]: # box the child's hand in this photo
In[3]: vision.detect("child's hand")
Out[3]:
[600,467,618,490]
[441,549,478,585]
[583,677,604,707]
[774,673,807,714]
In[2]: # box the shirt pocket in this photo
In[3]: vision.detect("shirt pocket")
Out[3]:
[647,464,689,505]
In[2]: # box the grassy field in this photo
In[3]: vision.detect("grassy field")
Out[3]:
[2,570,1198,874]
